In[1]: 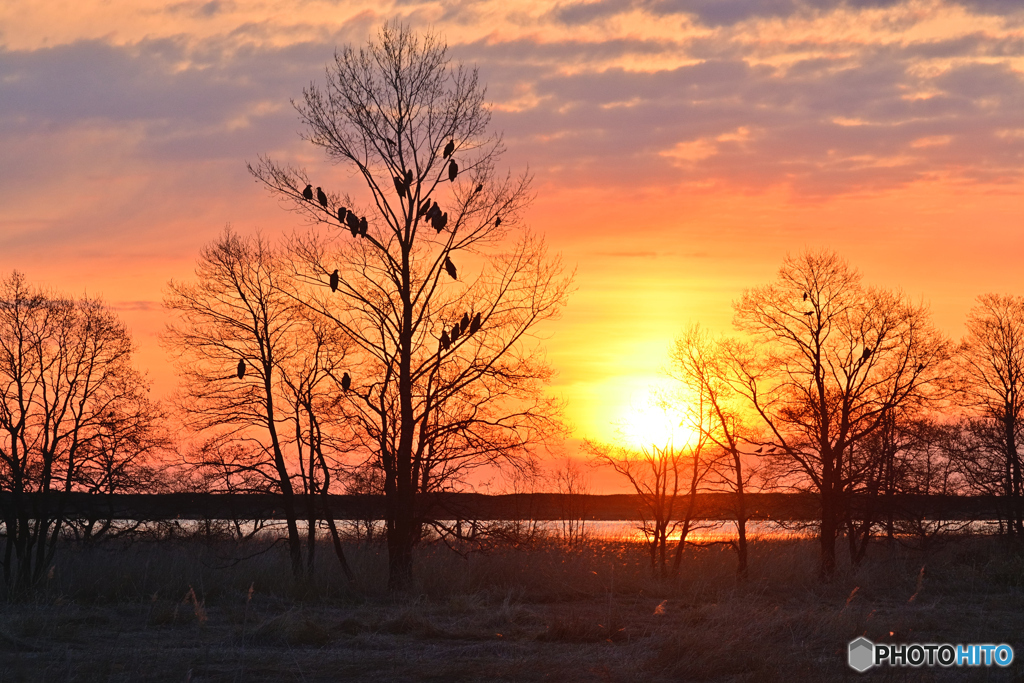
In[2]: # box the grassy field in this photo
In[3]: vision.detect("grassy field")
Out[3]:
[2,531,1023,682]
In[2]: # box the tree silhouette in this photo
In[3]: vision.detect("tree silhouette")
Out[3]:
[960,293,1024,535]
[669,324,761,579]
[164,229,355,582]
[250,24,570,589]
[0,271,158,590]
[729,250,951,579]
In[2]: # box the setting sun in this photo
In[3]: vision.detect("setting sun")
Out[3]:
[617,392,699,451]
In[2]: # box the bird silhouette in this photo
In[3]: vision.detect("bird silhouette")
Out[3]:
[917,363,925,372]
[359,217,368,237]
[495,216,501,227]
[443,139,455,159]
[438,212,448,230]
[448,160,458,182]
[460,312,470,332]
[755,446,763,453]
[341,372,351,392]
[338,207,348,223]
[474,183,483,194]
[393,176,406,197]
[329,269,339,292]
[451,323,461,343]
[432,211,445,232]
[469,312,481,335]
[440,330,451,350]
[404,169,413,187]
[236,358,246,380]
[418,199,431,217]
[316,187,328,208]
[385,137,396,147]
[862,347,872,360]
[803,292,808,301]
[302,184,313,201]
[443,256,457,280]
[803,311,813,316]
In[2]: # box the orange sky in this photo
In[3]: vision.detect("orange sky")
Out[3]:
[1,0,1022,469]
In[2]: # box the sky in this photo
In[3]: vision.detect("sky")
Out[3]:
[1,0,1022,463]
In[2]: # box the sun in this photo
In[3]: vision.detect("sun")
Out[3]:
[618,399,699,451]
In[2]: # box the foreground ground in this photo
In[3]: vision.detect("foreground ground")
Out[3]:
[2,532,1023,681]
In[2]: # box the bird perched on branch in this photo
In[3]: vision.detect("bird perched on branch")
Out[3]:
[451,323,461,343]
[418,198,431,217]
[495,216,501,227]
[862,347,872,360]
[803,311,813,316]
[236,358,246,379]
[329,269,339,292]
[443,139,455,159]
[474,183,483,194]
[338,207,348,223]
[440,330,451,350]
[432,211,448,232]
[316,187,328,208]
[404,169,413,187]
[803,292,808,301]
[460,312,470,332]
[469,312,481,335]
[443,256,457,280]
[359,217,368,237]
[393,176,406,197]
[448,160,458,182]
[302,184,313,201]
[341,372,351,392]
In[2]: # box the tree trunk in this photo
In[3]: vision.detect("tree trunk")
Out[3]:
[819,490,839,580]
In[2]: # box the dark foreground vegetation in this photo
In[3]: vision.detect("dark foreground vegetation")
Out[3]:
[2,530,1022,682]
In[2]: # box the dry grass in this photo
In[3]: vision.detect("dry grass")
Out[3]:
[1,533,1023,681]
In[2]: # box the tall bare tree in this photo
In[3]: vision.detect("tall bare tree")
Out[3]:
[669,325,760,578]
[729,250,950,578]
[0,271,158,590]
[960,293,1024,535]
[164,229,353,581]
[250,24,570,589]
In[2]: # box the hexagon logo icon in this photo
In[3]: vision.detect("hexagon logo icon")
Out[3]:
[848,637,875,672]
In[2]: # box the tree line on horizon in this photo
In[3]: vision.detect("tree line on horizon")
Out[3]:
[1,24,1022,592]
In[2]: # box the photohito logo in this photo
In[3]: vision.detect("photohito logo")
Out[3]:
[848,637,1014,672]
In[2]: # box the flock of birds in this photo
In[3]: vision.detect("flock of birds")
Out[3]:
[235,139,494,389]
[440,311,482,351]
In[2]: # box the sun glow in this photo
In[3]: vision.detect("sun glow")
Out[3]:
[618,398,699,451]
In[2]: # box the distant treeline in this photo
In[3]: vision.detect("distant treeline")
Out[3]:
[2,492,1008,523]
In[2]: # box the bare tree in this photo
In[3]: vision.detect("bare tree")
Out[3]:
[669,325,761,579]
[250,24,570,589]
[0,271,158,590]
[164,229,354,581]
[959,293,1024,535]
[588,431,714,578]
[555,458,590,548]
[729,250,951,579]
